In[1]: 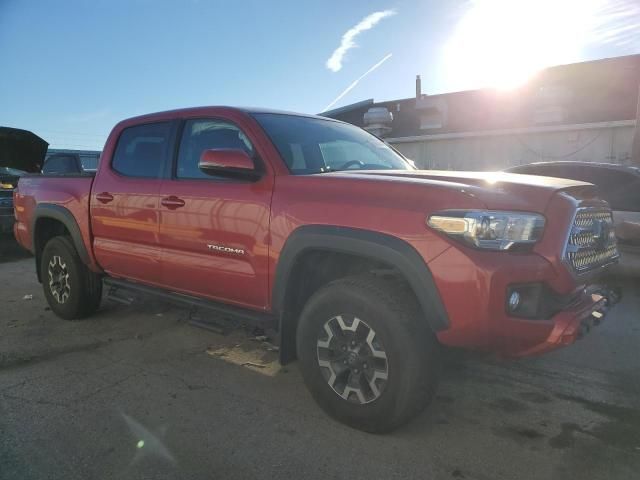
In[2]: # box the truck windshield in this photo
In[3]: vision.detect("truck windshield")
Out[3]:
[253,113,412,174]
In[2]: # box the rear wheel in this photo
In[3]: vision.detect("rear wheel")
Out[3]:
[296,274,440,433]
[40,236,102,320]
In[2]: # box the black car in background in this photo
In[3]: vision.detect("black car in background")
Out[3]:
[506,161,640,277]
[0,167,26,233]
[0,127,48,235]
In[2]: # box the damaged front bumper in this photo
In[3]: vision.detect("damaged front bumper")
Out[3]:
[512,285,621,357]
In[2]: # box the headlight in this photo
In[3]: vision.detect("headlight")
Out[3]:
[427,210,545,251]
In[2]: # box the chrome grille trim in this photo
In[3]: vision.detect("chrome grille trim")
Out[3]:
[564,207,619,274]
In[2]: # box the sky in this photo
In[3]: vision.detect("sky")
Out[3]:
[1,0,639,150]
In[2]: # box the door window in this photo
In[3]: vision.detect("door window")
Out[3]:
[112,122,172,178]
[176,119,254,179]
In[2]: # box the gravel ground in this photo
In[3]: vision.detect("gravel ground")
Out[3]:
[1,239,639,480]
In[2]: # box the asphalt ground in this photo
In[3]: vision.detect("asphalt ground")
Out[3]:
[1,234,639,480]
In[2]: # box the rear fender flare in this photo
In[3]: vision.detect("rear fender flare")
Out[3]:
[32,204,90,280]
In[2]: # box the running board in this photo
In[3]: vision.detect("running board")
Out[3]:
[103,277,276,330]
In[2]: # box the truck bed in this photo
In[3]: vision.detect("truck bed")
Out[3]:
[13,174,95,256]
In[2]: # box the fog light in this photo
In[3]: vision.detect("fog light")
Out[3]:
[508,291,521,311]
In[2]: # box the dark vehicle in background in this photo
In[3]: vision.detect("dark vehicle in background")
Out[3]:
[506,162,640,277]
[0,127,48,234]
[0,167,26,233]
[43,151,100,175]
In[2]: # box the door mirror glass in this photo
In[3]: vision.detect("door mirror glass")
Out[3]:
[198,149,258,178]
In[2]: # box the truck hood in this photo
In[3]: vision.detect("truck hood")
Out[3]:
[0,127,48,173]
[331,170,598,212]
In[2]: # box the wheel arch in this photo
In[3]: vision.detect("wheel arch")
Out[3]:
[273,225,449,364]
[32,204,91,282]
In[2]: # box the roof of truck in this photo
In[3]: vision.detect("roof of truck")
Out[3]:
[120,106,343,125]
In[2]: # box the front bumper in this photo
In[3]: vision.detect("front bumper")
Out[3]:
[429,244,619,357]
[508,285,619,357]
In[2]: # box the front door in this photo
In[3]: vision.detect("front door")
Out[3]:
[158,118,273,310]
[91,121,174,286]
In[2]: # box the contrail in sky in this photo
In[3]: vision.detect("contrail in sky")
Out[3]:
[326,10,396,72]
[321,53,393,112]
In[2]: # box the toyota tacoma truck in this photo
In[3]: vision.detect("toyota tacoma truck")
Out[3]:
[13,107,619,432]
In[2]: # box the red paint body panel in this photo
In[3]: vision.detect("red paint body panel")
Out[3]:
[158,177,273,309]
[13,106,615,357]
[13,175,101,272]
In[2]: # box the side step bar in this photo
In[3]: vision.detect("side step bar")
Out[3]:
[103,277,276,330]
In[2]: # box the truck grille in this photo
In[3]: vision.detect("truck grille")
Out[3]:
[565,208,619,273]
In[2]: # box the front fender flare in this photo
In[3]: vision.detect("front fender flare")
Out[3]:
[273,225,449,361]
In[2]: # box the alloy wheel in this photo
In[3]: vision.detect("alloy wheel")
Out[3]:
[316,315,389,404]
[48,255,71,304]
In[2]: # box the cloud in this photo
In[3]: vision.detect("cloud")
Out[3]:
[326,10,396,72]
[321,53,393,112]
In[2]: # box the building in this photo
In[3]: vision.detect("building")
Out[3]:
[323,54,640,170]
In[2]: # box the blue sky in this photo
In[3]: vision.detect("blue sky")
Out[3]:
[1,0,638,150]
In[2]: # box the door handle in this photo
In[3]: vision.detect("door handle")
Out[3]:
[96,192,114,204]
[161,196,186,210]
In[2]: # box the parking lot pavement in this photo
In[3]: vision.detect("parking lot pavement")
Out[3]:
[1,256,639,480]
[0,234,30,264]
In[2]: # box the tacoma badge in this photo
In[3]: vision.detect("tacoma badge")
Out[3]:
[207,244,245,255]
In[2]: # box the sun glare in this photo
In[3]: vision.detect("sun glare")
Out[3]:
[444,0,605,90]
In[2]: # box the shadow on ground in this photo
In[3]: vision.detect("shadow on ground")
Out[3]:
[0,234,30,263]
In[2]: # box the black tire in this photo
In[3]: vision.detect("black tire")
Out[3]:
[40,236,102,320]
[296,273,440,433]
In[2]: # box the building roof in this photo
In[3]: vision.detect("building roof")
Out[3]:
[325,54,640,138]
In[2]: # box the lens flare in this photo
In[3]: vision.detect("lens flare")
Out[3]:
[443,0,640,90]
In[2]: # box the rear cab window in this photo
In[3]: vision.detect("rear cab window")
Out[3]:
[79,154,100,172]
[112,122,173,178]
[42,155,79,175]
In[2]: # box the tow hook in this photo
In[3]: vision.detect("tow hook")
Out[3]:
[577,285,621,340]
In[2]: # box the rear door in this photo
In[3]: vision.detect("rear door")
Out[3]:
[91,121,176,286]
[158,117,273,310]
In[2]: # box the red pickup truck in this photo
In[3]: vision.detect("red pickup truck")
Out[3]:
[13,107,619,432]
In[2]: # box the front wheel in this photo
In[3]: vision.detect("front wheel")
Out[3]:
[40,236,102,320]
[296,274,440,433]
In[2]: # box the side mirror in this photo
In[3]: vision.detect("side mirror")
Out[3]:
[198,149,260,179]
